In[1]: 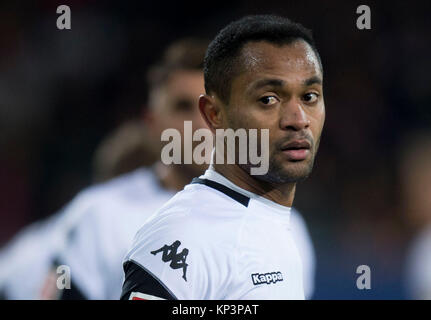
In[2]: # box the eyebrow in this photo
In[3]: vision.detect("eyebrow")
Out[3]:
[303,76,322,87]
[249,78,285,91]
[249,76,322,92]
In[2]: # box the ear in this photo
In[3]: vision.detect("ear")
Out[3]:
[198,94,224,134]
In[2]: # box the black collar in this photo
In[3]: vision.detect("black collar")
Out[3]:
[191,178,250,207]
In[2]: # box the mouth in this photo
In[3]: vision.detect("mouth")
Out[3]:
[280,140,311,161]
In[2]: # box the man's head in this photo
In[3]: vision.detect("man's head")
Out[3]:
[199,15,325,184]
[144,38,209,174]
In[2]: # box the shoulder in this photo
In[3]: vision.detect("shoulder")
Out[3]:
[77,167,162,203]
[59,167,172,253]
[122,183,248,300]
[129,182,248,254]
[60,168,172,229]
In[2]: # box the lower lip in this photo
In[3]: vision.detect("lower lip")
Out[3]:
[282,149,310,161]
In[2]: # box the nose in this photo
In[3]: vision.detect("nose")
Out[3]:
[279,100,310,131]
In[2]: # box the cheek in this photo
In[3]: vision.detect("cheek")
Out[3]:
[230,104,273,129]
[309,106,325,135]
[157,117,183,136]
[225,106,244,129]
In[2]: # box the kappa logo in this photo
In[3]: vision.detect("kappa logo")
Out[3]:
[251,271,283,285]
[151,240,189,281]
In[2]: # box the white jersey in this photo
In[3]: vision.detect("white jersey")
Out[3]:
[0,214,62,299]
[0,168,174,300]
[54,167,174,300]
[0,182,112,300]
[289,207,315,299]
[122,168,308,300]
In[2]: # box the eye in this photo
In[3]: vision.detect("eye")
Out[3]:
[173,98,194,112]
[259,96,278,106]
[302,92,319,104]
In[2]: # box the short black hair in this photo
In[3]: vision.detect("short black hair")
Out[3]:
[204,15,322,103]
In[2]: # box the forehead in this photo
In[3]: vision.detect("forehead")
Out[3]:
[164,69,204,96]
[238,40,322,82]
[151,69,204,112]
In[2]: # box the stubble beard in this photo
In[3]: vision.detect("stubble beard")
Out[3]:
[241,134,321,184]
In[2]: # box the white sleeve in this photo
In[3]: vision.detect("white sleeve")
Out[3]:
[121,219,223,300]
[56,209,109,299]
[289,208,316,299]
[0,190,94,300]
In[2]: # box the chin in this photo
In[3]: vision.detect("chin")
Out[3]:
[261,161,313,184]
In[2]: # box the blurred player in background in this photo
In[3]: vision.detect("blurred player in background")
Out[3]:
[92,120,159,183]
[43,38,210,300]
[0,120,157,299]
[401,131,431,299]
[0,38,206,299]
[0,37,316,300]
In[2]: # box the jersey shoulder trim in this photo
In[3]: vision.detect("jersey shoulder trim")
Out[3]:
[121,260,177,300]
[191,178,250,207]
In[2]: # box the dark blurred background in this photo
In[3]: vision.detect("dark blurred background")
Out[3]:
[1,0,430,299]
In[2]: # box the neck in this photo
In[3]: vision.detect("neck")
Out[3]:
[212,162,296,207]
[154,162,195,192]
